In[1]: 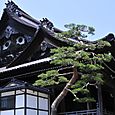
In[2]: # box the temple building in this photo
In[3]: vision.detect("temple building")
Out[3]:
[0,1,115,115]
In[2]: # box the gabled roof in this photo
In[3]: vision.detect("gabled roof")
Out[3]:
[0,78,49,93]
[0,1,62,37]
[0,1,115,85]
[0,1,69,68]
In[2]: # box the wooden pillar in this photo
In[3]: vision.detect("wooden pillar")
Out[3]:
[97,84,103,115]
[113,82,115,115]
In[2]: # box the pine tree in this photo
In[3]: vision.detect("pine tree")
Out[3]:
[34,23,112,115]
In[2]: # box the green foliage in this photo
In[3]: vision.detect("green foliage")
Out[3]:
[72,88,89,94]
[34,23,112,103]
[34,70,68,87]
[34,79,45,86]
[56,23,95,39]
[58,76,69,83]
[97,40,111,49]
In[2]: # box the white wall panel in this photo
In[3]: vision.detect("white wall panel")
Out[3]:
[39,97,48,110]
[1,91,14,97]
[27,109,37,115]
[16,95,25,108]
[16,109,24,115]
[1,110,14,115]
[27,95,37,108]
[39,111,48,115]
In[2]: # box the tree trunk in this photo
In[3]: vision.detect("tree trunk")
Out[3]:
[51,109,57,115]
[51,67,79,115]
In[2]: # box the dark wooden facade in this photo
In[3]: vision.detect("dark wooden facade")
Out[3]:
[0,1,115,115]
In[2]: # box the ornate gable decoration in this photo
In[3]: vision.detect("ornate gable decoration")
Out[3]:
[5,0,19,15]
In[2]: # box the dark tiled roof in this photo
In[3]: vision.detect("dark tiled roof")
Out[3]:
[0,78,50,93]
[0,1,115,81]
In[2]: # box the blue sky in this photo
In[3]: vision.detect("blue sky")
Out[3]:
[0,0,115,41]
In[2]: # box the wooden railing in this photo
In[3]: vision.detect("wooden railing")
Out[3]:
[58,109,114,115]
[58,109,98,115]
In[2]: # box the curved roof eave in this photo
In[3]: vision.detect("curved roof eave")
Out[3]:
[6,26,71,68]
[7,27,45,68]
[7,10,37,36]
